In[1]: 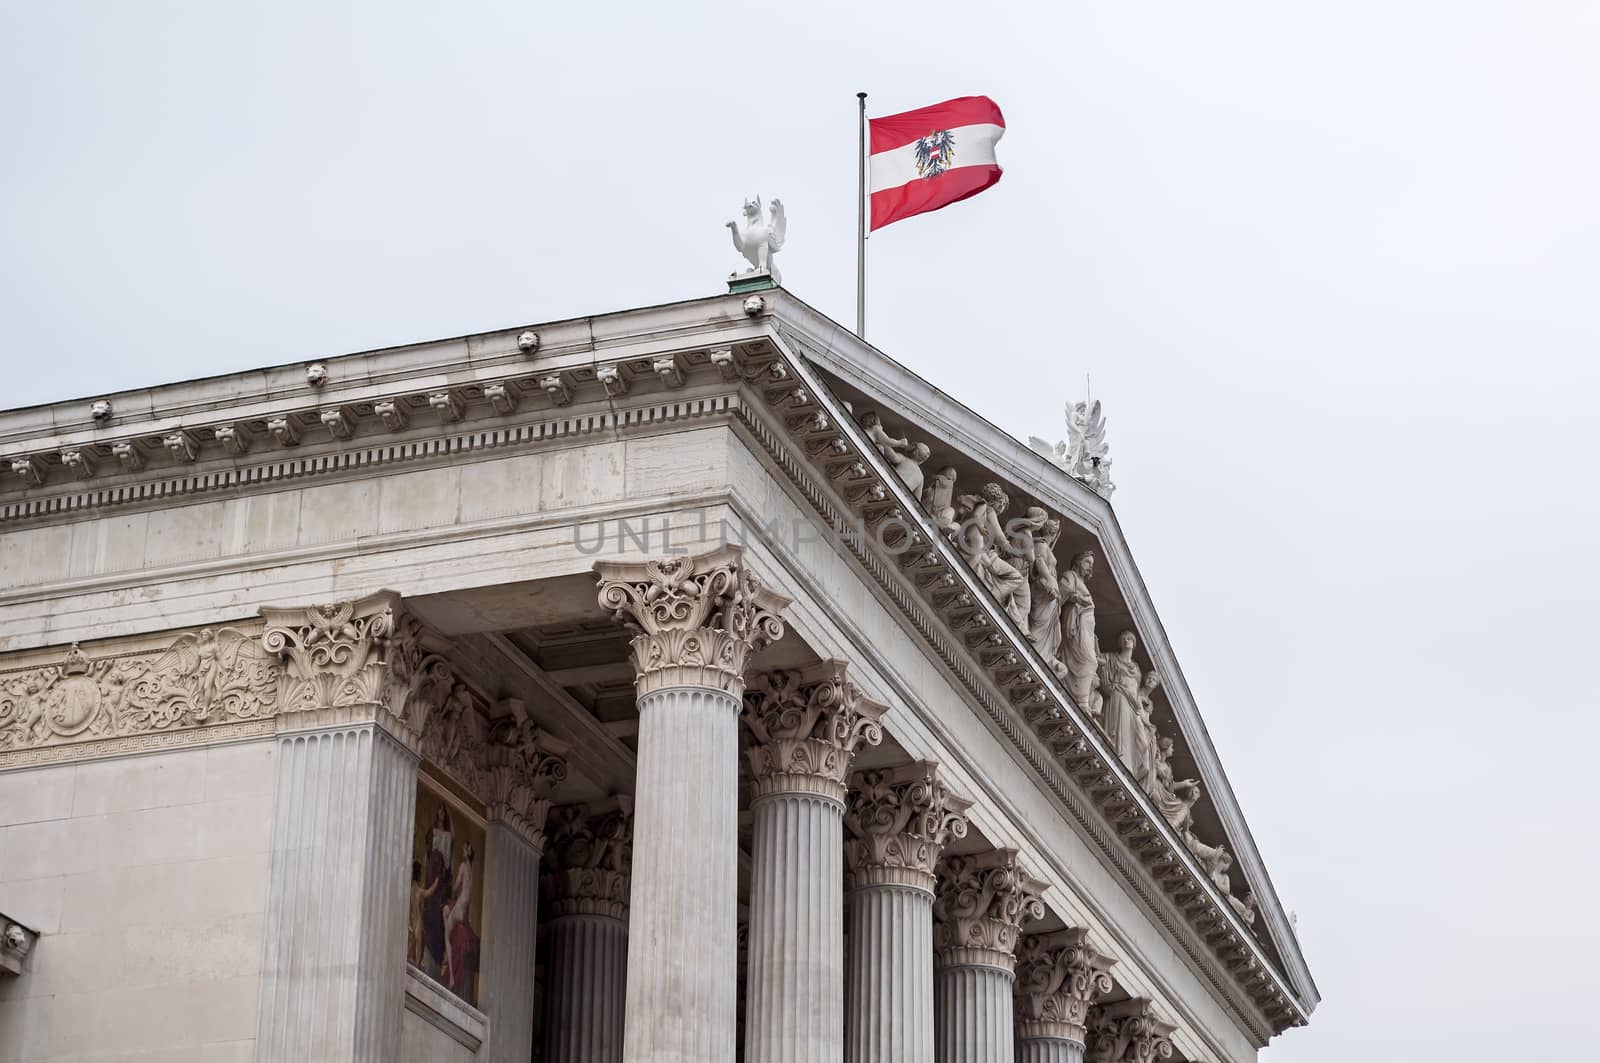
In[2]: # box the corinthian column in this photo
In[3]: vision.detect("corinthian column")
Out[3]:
[540,798,635,1063]
[478,710,568,1063]
[741,662,886,1063]
[1014,929,1118,1063]
[933,849,1048,1063]
[1085,999,1177,1063]
[595,547,789,1063]
[255,592,440,1062]
[843,762,972,1063]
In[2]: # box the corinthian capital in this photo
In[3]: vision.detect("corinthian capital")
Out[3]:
[479,710,569,851]
[741,660,885,802]
[594,546,790,697]
[542,797,634,919]
[933,848,1048,971]
[260,591,444,746]
[844,761,972,892]
[1087,999,1177,1063]
[1015,927,1118,1045]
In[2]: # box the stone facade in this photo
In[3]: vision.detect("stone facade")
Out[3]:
[0,289,1316,1061]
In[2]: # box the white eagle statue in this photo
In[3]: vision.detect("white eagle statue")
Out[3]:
[727,196,786,283]
[1029,398,1116,499]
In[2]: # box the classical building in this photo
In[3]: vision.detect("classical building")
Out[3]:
[0,279,1318,1062]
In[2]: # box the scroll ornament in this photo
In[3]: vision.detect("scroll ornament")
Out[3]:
[542,798,634,919]
[479,714,570,851]
[1014,927,1118,1045]
[933,849,1047,970]
[844,762,972,891]
[0,629,277,754]
[741,661,885,801]
[1087,999,1177,1063]
[594,546,789,697]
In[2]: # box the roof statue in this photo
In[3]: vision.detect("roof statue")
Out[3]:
[1030,398,1116,499]
[726,195,786,283]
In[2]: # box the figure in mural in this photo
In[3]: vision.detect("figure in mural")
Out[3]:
[1059,551,1102,719]
[1098,630,1144,772]
[442,840,479,1002]
[409,860,425,966]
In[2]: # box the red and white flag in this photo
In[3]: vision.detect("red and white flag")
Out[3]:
[869,96,1005,231]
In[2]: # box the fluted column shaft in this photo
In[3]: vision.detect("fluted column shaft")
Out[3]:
[480,821,542,1063]
[745,790,846,1063]
[846,882,935,1062]
[936,961,1016,1063]
[624,684,742,1062]
[544,912,628,1062]
[596,546,790,1063]
[1016,1037,1082,1063]
[257,722,417,1062]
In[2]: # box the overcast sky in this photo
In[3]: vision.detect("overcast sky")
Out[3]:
[3,2,1597,1059]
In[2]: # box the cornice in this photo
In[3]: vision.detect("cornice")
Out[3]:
[727,328,1303,1037]
[763,293,1316,1016]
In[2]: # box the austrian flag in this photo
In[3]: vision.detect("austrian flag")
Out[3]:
[869,96,1005,231]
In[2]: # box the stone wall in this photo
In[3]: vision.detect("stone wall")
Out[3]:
[0,740,275,1061]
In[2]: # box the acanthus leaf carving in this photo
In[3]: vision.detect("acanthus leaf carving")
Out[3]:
[1015,927,1118,1045]
[741,660,885,802]
[541,796,634,919]
[1086,998,1177,1063]
[594,545,789,697]
[477,703,570,851]
[933,848,1048,972]
[844,761,972,892]
[0,628,278,755]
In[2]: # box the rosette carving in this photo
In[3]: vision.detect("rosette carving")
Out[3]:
[542,797,634,919]
[260,591,446,745]
[933,849,1047,971]
[741,660,885,802]
[1014,927,1118,1045]
[844,761,971,892]
[594,546,790,697]
[480,710,570,851]
[1086,999,1177,1063]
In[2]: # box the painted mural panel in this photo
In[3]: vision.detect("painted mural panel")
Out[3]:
[409,773,486,1007]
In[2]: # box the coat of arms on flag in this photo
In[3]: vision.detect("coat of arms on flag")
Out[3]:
[913,130,957,178]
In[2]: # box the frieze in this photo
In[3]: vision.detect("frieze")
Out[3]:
[0,626,278,760]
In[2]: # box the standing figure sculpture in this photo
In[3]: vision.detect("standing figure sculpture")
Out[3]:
[1026,517,1068,675]
[1131,669,1163,791]
[922,466,960,535]
[1005,505,1050,630]
[1059,551,1102,719]
[1098,630,1144,773]
[727,196,787,283]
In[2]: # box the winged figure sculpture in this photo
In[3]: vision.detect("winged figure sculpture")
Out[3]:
[727,196,786,283]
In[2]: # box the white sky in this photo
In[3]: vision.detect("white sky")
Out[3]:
[3,2,1597,1058]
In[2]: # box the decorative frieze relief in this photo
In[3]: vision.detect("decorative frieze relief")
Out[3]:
[594,545,789,697]
[843,760,971,892]
[1014,927,1118,1045]
[0,628,278,756]
[1086,999,1177,1063]
[741,660,885,802]
[542,796,634,919]
[933,848,1047,971]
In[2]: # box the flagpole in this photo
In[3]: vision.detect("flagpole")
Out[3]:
[856,91,868,338]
